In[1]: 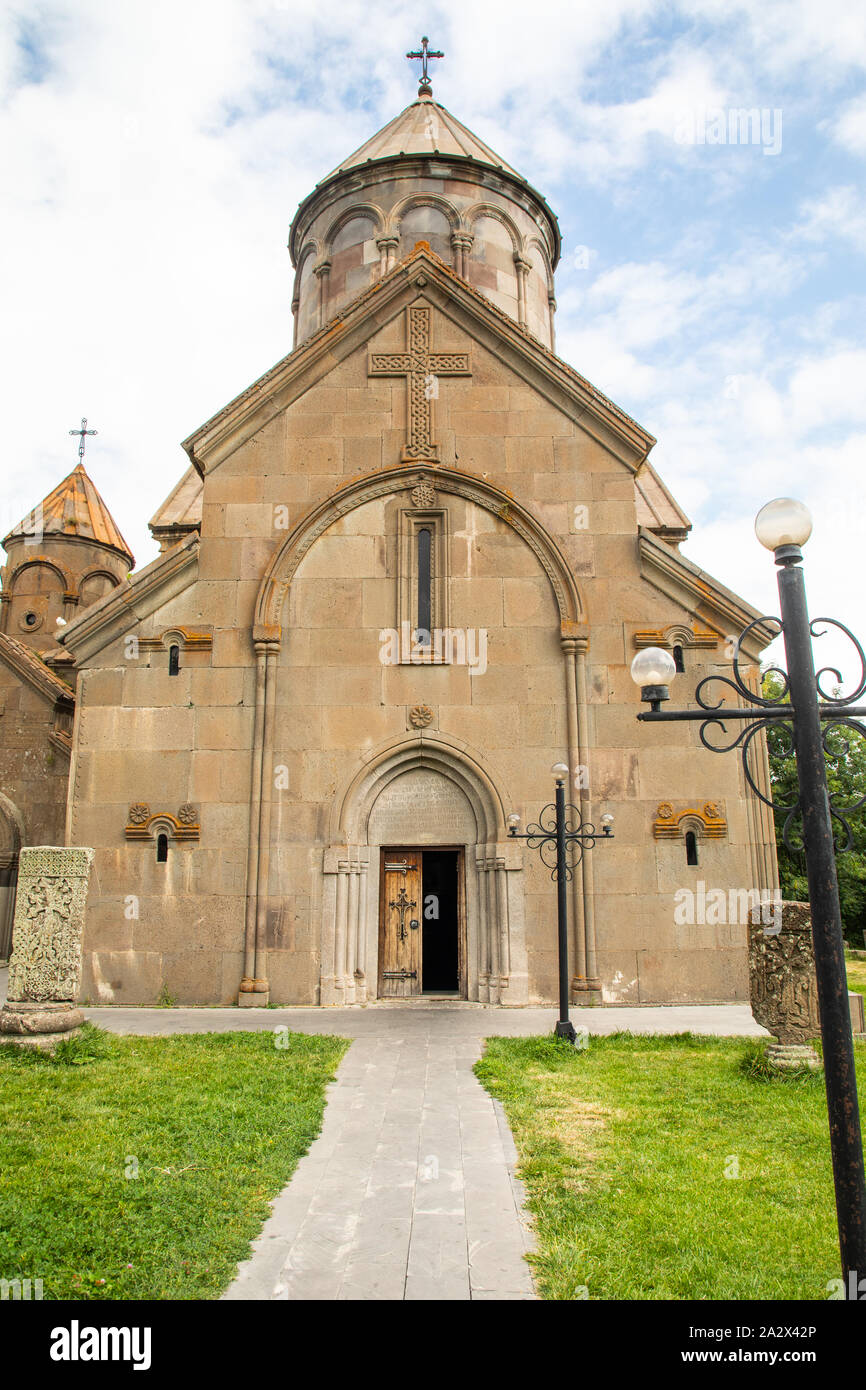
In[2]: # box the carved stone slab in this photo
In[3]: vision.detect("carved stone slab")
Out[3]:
[748,900,821,1044]
[4,846,94,1006]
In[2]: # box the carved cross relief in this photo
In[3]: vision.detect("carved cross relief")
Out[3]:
[368,303,471,461]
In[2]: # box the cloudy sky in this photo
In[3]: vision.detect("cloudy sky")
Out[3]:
[2,0,865,680]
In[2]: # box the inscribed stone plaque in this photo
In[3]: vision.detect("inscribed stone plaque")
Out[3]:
[368,769,476,844]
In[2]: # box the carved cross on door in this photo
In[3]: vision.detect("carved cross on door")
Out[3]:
[368,305,471,461]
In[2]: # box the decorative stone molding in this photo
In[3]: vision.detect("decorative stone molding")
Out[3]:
[368,304,471,461]
[255,462,584,633]
[0,846,94,1047]
[138,626,213,653]
[125,804,200,842]
[653,801,727,840]
[409,704,434,728]
[410,479,436,508]
[634,625,718,651]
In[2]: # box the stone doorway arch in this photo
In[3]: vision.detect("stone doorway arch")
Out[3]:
[321,733,526,1006]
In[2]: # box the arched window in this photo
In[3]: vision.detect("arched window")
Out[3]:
[156,834,168,864]
[673,644,685,673]
[685,830,699,866]
[168,644,180,676]
[416,528,432,646]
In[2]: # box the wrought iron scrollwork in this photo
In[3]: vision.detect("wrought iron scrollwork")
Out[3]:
[521,801,601,882]
[811,618,866,704]
[642,609,866,858]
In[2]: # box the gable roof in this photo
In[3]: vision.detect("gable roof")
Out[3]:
[3,463,134,566]
[149,465,203,547]
[181,243,657,479]
[635,461,691,542]
[0,632,75,705]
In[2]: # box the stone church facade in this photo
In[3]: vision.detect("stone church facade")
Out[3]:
[3,76,778,1006]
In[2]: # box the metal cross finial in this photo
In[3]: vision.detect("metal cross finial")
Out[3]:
[407,35,443,87]
[69,417,97,465]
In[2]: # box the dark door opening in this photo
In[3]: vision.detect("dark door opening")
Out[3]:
[421,850,460,994]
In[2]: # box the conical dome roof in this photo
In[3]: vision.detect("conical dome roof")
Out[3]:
[322,90,524,183]
[4,463,134,564]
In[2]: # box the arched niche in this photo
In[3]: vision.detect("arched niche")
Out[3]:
[79,570,119,609]
[8,560,68,637]
[319,734,527,1008]
[397,204,453,269]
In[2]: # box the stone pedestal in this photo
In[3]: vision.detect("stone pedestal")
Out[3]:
[0,847,94,1049]
[749,900,822,1070]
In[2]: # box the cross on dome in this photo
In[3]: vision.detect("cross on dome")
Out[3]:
[406,36,443,96]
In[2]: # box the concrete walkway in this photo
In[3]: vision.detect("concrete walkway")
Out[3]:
[0,969,767,1301]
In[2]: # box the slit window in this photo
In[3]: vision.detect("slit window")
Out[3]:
[156,833,168,864]
[416,527,432,646]
[673,644,685,673]
[168,644,180,676]
[685,830,699,866]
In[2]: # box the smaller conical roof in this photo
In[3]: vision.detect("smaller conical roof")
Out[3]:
[3,462,134,564]
[321,90,524,183]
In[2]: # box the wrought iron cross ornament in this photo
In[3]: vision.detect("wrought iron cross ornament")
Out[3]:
[69,417,96,464]
[407,36,444,86]
[390,885,416,941]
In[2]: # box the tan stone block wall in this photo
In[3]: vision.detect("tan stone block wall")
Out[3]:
[68,301,767,1007]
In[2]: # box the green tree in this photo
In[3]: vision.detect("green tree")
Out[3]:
[763,670,866,944]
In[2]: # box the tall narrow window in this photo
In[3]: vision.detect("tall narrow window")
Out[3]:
[685,830,698,866]
[416,527,432,646]
[168,644,180,676]
[156,834,169,864]
[673,644,685,673]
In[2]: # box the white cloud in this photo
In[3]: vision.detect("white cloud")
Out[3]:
[796,185,866,251]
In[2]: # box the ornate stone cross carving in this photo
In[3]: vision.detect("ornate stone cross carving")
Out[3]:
[369,304,470,461]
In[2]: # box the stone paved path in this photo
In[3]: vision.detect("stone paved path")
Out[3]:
[225,1017,536,1301]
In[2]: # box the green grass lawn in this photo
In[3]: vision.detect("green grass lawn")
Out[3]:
[847,956,866,996]
[476,1032,859,1301]
[0,1025,348,1300]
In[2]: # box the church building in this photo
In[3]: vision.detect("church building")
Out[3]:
[2,56,779,1007]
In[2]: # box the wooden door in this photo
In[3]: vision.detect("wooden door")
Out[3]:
[378,850,423,998]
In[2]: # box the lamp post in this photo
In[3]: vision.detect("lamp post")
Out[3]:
[631,497,866,1294]
[508,764,613,1043]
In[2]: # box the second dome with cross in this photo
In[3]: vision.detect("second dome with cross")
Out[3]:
[289,39,561,350]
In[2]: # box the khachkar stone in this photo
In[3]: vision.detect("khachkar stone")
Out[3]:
[748,900,821,1069]
[0,846,94,1048]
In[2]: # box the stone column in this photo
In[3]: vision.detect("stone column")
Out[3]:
[513,255,531,327]
[450,232,473,279]
[548,293,557,352]
[561,636,587,985]
[355,857,369,1002]
[0,846,94,1048]
[240,643,267,999]
[313,260,331,328]
[574,637,600,997]
[476,849,490,1003]
[377,236,399,277]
